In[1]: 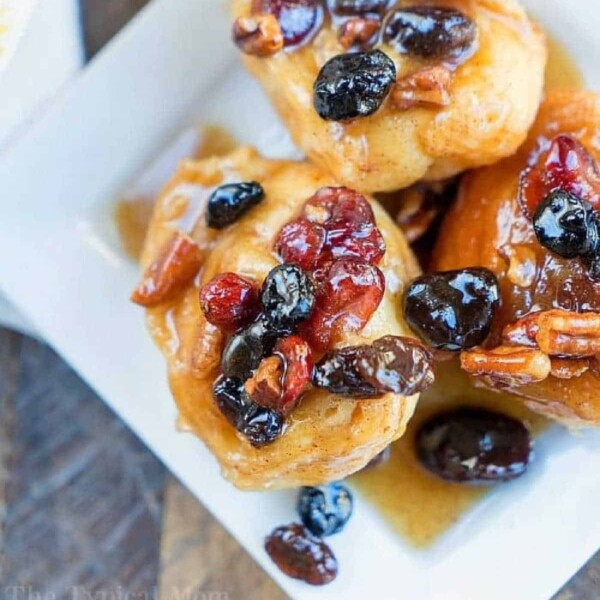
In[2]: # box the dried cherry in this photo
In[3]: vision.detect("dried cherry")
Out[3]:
[254,0,322,47]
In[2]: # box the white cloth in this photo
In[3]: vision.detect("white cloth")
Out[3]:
[0,0,83,335]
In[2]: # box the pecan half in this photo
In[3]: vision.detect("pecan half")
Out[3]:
[502,312,540,348]
[190,321,223,379]
[550,358,590,380]
[391,65,452,110]
[245,355,284,410]
[338,17,381,50]
[131,233,202,307]
[233,14,284,57]
[461,345,551,386]
[536,310,600,357]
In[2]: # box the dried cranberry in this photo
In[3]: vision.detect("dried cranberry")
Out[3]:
[275,336,313,414]
[206,182,264,229]
[313,50,396,121]
[383,6,476,60]
[519,135,600,219]
[404,268,500,351]
[304,186,375,224]
[297,483,353,537]
[265,524,338,585]
[199,273,258,331]
[261,264,316,333]
[276,218,327,271]
[254,0,322,47]
[313,335,434,397]
[213,376,284,447]
[416,408,533,483]
[330,0,391,16]
[303,258,385,350]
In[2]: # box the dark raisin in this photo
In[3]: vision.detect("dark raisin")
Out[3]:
[313,335,434,397]
[297,483,353,537]
[254,0,322,47]
[265,524,338,585]
[261,264,315,332]
[404,268,500,351]
[533,189,599,259]
[240,402,285,447]
[383,6,476,60]
[199,273,259,331]
[206,182,264,229]
[313,50,396,121]
[213,375,248,427]
[221,320,271,380]
[416,407,533,483]
[330,0,390,16]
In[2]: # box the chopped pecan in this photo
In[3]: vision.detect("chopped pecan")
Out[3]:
[550,358,590,380]
[461,345,551,386]
[338,17,381,50]
[394,184,443,242]
[502,312,541,348]
[232,14,283,57]
[536,310,600,357]
[190,321,223,379]
[245,355,284,409]
[131,233,203,307]
[391,65,453,110]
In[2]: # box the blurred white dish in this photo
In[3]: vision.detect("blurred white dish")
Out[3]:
[0,0,38,75]
[0,1,600,599]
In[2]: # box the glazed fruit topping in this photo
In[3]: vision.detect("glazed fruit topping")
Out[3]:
[533,189,599,260]
[383,6,476,61]
[199,272,259,331]
[416,408,533,483]
[276,218,327,271]
[330,0,390,16]
[404,268,500,351]
[519,135,600,219]
[312,335,434,397]
[297,483,353,537]
[131,232,203,307]
[265,524,338,585]
[221,319,273,380]
[206,181,264,229]
[261,264,316,333]
[313,50,396,121]
[304,258,385,350]
[274,336,314,414]
[213,376,285,447]
[253,0,322,47]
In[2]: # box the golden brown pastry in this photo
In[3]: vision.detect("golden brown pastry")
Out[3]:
[133,147,433,489]
[432,90,600,427]
[231,0,546,193]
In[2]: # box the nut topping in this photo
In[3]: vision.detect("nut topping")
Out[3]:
[338,17,381,50]
[460,345,551,386]
[245,355,284,408]
[391,65,452,110]
[550,358,590,380]
[232,14,284,57]
[131,233,203,307]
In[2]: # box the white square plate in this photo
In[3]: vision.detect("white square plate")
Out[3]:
[1,1,600,598]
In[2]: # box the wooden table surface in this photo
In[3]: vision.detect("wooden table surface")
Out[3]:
[1,1,599,598]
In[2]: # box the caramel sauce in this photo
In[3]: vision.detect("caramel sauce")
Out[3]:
[352,360,548,548]
[544,35,584,91]
[115,197,154,261]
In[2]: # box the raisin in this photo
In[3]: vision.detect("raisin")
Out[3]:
[416,408,533,483]
[213,376,284,447]
[221,319,272,380]
[261,264,316,332]
[533,190,599,259]
[330,0,390,16]
[274,336,313,415]
[265,524,338,585]
[519,135,600,219]
[303,258,385,350]
[383,6,476,60]
[199,273,259,331]
[206,182,264,229]
[297,483,353,537]
[404,268,500,351]
[254,0,322,47]
[275,218,327,271]
[313,50,396,121]
[313,335,434,397]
